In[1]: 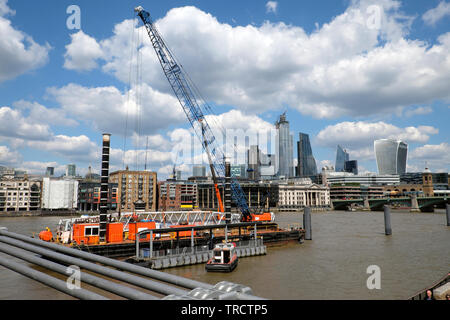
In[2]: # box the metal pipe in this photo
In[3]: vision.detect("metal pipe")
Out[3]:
[0,242,158,300]
[0,228,210,290]
[0,229,266,300]
[0,236,188,297]
[0,255,108,300]
[384,205,392,235]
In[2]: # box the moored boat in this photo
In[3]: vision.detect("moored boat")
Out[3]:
[205,243,238,272]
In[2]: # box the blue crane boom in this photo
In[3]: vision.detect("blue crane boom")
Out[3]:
[134,6,252,221]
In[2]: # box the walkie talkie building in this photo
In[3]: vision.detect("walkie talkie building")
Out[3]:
[374,139,408,175]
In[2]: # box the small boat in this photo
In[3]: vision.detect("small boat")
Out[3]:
[205,243,238,272]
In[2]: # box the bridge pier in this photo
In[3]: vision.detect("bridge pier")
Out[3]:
[384,205,392,236]
[410,194,420,213]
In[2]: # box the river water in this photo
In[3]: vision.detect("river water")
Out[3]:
[0,210,449,300]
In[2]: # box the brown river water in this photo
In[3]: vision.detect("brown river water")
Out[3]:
[0,210,448,300]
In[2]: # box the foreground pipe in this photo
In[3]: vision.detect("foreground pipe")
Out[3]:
[0,236,188,297]
[0,229,266,300]
[384,205,392,235]
[0,243,158,300]
[0,255,108,300]
[0,228,208,290]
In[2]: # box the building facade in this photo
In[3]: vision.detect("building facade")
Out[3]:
[0,178,41,212]
[374,139,408,175]
[192,165,206,177]
[77,181,118,211]
[109,170,157,212]
[158,181,198,211]
[42,177,78,209]
[297,132,317,177]
[278,183,330,211]
[322,172,400,186]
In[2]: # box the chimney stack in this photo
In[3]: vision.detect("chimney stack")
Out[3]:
[225,159,231,224]
[99,133,111,243]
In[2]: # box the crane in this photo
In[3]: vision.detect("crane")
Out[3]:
[134,6,271,222]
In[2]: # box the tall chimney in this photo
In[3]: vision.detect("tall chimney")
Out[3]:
[224,159,231,224]
[99,133,111,243]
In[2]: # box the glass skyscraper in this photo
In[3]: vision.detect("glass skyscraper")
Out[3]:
[335,145,349,172]
[374,139,408,175]
[275,113,294,178]
[297,133,317,177]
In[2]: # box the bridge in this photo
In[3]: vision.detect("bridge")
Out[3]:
[332,195,449,212]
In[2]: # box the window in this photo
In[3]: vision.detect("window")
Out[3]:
[85,226,99,236]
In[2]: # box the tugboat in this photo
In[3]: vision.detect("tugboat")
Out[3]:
[205,243,238,272]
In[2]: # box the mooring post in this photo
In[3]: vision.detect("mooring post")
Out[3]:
[384,205,392,235]
[136,234,140,259]
[304,207,312,240]
[150,230,153,259]
[446,204,450,227]
[191,228,194,253]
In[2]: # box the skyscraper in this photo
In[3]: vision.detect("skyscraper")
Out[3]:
[247,145,260,180]
[344,160,358,175]
[335,145,349,172]
[297,133,317,177]
[374,139,408,175]
[275,112,294,178]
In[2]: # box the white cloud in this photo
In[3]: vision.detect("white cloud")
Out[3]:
[13,100,78,127]
[69,1,450,120]
[63,30,104,71]
[316,121,439,149]
[0,106,52,141]
[404,106,433,118]
[47,83,185,136]
[409,143,450,172]
[0,1,50,83]
[0,145,22,166]
[266,1,278,14]
[0,0,14,16]
[422,1,450,26]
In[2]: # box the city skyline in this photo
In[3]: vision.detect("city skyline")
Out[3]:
[0,0,449,179]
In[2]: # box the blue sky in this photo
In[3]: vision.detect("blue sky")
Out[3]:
[0,0,449,178]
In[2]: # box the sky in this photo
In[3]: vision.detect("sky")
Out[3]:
[0,0,449,179]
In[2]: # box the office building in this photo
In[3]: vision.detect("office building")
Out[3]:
[45,167,54,177]
[0,178,41,212]
[77,181,118,211]
[297,133,317,177]
[335,145,349,172]
[344,160,358,175]
[374,139,408,175]
[158,181,198,211]
[42,177,78,209]
[275,112,294,178]
[247,145,260,180]
[66,164,76,177]
[109,169,158,212]
[322,171,400,186]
